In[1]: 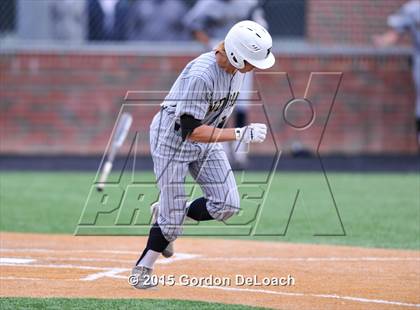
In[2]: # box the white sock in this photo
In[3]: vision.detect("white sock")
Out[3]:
[137,249,160,269]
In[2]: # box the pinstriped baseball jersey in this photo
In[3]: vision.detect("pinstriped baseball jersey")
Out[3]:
[162,51,244,127]
[149,51,243,242]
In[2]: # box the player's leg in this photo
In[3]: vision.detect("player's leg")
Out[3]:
[138,158,189,257]
[150,201,174,258]
[131,157,189,289]
[187,144,240,222]
[131,110,189,289]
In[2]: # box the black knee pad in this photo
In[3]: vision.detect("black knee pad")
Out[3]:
[187,197,213,221]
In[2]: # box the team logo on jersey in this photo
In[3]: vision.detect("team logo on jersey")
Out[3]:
[208,92,239,112]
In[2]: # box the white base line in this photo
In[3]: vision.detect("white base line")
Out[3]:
[201,257,420,262]
[1,248,419,262]
[0,254,201,282]
[0,258,35,264]
[0,248,139,255]
[80,268,127,281]
[189,285,420,308]
[156,253,200,265]
[0,253,200,265]
[0,262,129,272]
[20,256,134,264]
[0,262,130,282]
[0,276,77,282]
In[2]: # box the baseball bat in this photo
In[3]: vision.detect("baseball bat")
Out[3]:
[96,112,133,192]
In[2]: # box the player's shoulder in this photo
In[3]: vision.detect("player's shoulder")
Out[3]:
[190,52,218,73]
[186,52,220,85]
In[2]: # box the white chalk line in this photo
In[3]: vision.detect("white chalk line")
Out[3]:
[0,252,199,266]
[19,256,134,264]
[0,258,35,264]
[201,256,420,262]
[80,268,128,281]
[0,261,130,282]
[1,261,419,308]
[62,253,200,281]
[0,253,200,282]
[1,248,419,262]
[0,276,78,282]
[189,285,420,308]
[0,248,139,255]
[0,262,122,271]
[157,253,201,265]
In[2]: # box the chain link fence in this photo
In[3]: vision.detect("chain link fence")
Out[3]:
[0,0,306,42]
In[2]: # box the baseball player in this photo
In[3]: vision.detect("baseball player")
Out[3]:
[373,0,420,145]
[130,20,275,289]
[184,0,269,167]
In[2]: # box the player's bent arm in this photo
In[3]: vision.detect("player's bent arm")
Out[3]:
[180,114,236,143]
[188,125,236,143]
[180,114,267,143]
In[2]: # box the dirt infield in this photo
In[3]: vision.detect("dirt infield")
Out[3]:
[0,232,419,309]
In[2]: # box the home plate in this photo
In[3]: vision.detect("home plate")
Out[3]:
[0,257,36,264]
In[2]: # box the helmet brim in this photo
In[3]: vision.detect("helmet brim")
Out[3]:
[248,52,275,70]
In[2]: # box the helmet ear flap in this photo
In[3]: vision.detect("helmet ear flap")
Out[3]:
[226,46,245,69]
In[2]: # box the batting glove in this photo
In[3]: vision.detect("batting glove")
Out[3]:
[235,123,267,143]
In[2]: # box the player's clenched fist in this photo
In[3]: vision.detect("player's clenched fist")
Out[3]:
[235,123,267,143]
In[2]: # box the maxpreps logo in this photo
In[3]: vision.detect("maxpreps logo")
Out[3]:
[75,72,345,237]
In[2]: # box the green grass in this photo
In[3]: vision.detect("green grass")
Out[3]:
[0,172,418,309]
[0,298,269,310]
[0,171,419,249]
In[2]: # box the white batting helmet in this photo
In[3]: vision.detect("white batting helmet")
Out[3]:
[224,20,275,70]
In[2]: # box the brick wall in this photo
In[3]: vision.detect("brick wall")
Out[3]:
[307,0,410,45]
[0,51,417,155]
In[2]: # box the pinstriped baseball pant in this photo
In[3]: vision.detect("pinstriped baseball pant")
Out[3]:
[150,110,240,242]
